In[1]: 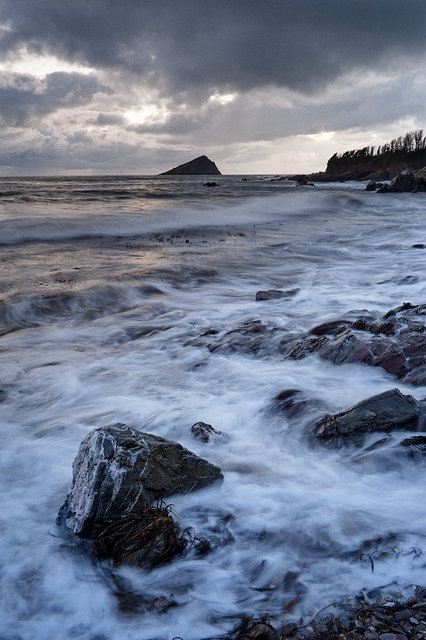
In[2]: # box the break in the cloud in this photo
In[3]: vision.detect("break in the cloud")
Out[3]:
[1,0,426,174]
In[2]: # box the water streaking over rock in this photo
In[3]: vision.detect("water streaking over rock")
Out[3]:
[0,175,425,640]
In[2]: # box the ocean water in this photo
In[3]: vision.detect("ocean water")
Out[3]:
[0,175,425,640]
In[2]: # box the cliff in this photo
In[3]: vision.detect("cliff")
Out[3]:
[160,155,221,176]
[321,130,426,181]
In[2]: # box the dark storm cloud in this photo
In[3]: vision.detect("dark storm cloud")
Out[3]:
[0,71,108,125]
[1,0,426,95]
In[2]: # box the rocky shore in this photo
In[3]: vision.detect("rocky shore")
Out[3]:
[58,299,426,638]
[207,588,426,640]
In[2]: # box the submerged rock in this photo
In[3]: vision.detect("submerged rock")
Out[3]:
[255,288,299,301]
[272,389,326,419]
[400,435,426,457]
[198,319,288,357]
[314,388,420,442]
[190,421,225,443]
[58,423,223,537]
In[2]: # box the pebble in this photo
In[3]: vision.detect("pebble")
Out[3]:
[410,617,420,625]
[395,611,411,622]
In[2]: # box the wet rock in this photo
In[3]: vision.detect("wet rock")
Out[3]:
[204,181,218,186]
[255,288,299,301]
[295,175,315,186]
[190,421,225,443]
[400,435,426,456]
[202,319,288,357]
[412,243,425,249]
[366,181,384,191]
[390,171,418,192]
[272,389,325,419]
[314,389,420,442]
[227,617,278,640]
[285,303,426,384]
[376,170,426,193]
[58,423,223,537]
[309,319,350,336]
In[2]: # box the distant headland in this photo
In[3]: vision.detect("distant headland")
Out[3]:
[299,129,426,183]
[160,155,221,176]
[288,129,426,192]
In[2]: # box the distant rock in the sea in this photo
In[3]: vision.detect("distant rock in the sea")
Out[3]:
[160,155,221,176]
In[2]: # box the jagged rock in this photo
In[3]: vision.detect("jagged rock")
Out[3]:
[190,422,225,443]
[160,155,221,175]
[58,423,223,537]
[400,435,426,457]
[389,171,417,192]
[377,170,426,193]
[196,319,288,357]
[255,288,299,301]
[314,389,420,442]
[285,303,426,384]
[272,389,326,418]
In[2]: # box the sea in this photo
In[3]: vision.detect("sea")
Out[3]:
[0,175,425,640]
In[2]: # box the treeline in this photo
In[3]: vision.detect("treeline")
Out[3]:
[325,130,426,180]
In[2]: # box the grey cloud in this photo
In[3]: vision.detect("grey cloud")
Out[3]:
[0,71,108,125]
[123,71,426,146]
[95,112,126,126]
[1,1,426,96]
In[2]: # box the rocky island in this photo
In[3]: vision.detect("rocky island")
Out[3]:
[160,154,221,175]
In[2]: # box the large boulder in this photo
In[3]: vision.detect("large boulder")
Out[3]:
[160,155,221,175]
[58,424,223,537]
[314,389,420,443]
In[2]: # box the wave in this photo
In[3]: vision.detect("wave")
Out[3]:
[0,283,162,336]
[0,189,365,246]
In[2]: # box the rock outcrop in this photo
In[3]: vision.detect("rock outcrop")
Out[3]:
[377,168,426,192]
[314,389,420,443]
[58,423,223,537]
[160,155,221,175]
[285,303,426,385]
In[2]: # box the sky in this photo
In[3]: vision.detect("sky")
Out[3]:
[1,0,426,175]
